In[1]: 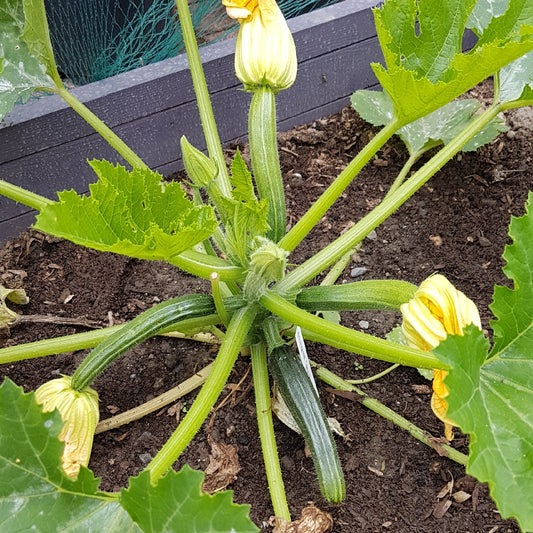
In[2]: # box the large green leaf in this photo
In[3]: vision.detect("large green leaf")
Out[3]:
[121,468,259,533]
[372,0,533,124]
[0,378,139,532]
[434,192,533,531]
[35,160,218,262]
[351,90,507,157]
[0,0,55,122]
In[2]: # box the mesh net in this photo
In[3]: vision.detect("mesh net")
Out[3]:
[44,0,342,86]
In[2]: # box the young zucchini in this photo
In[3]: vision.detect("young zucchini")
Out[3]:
[71,294,216,391]
[297,280,417,312]
[268,344,345,503]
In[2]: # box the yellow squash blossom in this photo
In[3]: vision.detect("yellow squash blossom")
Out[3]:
[400,274,481,440]
[223,0,297,92]
[35,376,99,478]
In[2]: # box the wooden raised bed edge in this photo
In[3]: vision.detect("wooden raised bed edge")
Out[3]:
[0,0,382,243]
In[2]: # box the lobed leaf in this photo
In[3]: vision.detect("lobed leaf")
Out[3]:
[120,467,259,533]
[35,160,218,262]
[372,0,533,124]
[434,192,533,531]
[351,90,507,156]
[0,378,139,532]
[0,0,55,122]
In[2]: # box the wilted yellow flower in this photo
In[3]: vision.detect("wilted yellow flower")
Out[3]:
[223,0,297,92]
[35,376,99,478]
[400,274,481,440]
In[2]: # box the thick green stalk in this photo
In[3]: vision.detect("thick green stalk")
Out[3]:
[260,291,442,370]
[313,362,468,466]
[57,87,148,169]
[0,180,53,211]
[148,305,257,482]
[249,87,286,242]
[175,0,231,197]
[169,250,244,281]
[279,118,401,252]
[210,272,230,326]
[250,343,291,521]
[276,103,504,292]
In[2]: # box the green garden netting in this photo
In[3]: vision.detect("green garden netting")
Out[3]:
[44,0,342,86]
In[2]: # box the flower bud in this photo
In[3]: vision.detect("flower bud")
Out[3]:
[400,274,481,440]
[224,0,297,92]
[250,236,288,281]
[35,376,99,478]
[181,136,218,188]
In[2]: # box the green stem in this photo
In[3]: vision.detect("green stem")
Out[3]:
[276,103,503,292]
[169,250,244,281]
[347,363,399,384]
[312,362,468,466]
[210,272,230,326]
[175,0,231,197]
[279,118,401,252]
[251,343,291,521]
[493,72,501,104]
[57,87,148,169]
[0,314,222,364]
[500,97,533,111]
[383,151,419,201]
[0,180,53,211]
[320,248,355,287]
[148,305,257,482]
[260,291,442,369]
[249,87,286,242]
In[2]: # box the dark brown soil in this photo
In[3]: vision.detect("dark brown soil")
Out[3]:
[1,90,532,532]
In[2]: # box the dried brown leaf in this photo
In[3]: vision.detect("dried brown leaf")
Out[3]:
[437,479,454,499]
[202,436,240,493]
[433,498,452,519]
[453,490,472,503]
[272,504,333,533]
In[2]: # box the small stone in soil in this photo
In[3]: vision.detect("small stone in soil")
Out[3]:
[139,453,153,465]
[350,266,367,278]
[358,320,370,329]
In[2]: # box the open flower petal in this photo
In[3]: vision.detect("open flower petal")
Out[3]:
[400,274,481,439]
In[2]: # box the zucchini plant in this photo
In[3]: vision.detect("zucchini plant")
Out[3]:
[0,0,532,530]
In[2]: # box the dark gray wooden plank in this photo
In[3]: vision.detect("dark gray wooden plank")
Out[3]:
[0,0,379,163]
[0,33,382,223]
